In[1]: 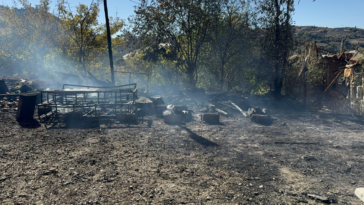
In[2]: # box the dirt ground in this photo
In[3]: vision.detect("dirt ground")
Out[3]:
[1,94,364,205]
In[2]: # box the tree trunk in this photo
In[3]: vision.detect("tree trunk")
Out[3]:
[220,60,224,91]
[187,63,196,89]
[273,0,282,96]
[188,71,195,89]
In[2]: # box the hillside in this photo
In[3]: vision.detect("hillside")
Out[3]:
[294,26,364,53]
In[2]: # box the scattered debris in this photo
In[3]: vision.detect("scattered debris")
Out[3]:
[164,114,182,124]
[231,101,248,117]
[307,194,330,203]
[251,114,272,125]
[248,107,265,117]
[201,113,220,124]
[301,155,319,161]
[216,108,227,116]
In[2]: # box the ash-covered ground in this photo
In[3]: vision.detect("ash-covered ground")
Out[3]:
[1,87,364,204]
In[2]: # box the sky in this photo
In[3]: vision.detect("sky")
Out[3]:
[2,0,364,29]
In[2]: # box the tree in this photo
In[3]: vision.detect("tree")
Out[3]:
[131,0,219,88]
[208,0,252,91]
[258,0,295,95]
[0,0,62,76]
[57,0,123,78]
[58,1,100,75]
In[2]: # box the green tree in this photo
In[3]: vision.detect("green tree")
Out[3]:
[131,0,219,88]
[57,0,123,77]
[258,0,295,95]
[208,0,252,91]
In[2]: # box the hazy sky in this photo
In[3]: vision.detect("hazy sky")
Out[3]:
[4,0,364,29]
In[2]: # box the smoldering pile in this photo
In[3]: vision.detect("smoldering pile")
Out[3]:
[0,77,46,95]
[0,77,49,112]
[145,86,274,126]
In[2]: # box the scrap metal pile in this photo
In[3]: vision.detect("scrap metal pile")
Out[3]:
[38,83,139,128]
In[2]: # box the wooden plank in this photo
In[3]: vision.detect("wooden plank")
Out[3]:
[231,102,248,117]
[324,69,344,93]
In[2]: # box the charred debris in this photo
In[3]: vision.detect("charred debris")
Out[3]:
[0,71,278,128]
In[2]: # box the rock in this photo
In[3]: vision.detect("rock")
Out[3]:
[259,185,264,189]
[355,188,364,202]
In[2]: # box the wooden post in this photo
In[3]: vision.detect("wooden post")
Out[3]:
[16,94,37,120]
[103,0,115,85]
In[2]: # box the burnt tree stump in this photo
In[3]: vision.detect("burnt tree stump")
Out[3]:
[0,79,8,94]
[16,94,37,120]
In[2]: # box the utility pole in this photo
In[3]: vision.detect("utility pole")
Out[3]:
[103,0,115,85]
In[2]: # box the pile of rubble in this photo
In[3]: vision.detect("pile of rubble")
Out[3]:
[0,77,45,112]
[0,77,44,95]
[141,88,273,125]
[0,96,18,111]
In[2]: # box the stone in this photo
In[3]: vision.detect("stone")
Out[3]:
[355,188,364,202]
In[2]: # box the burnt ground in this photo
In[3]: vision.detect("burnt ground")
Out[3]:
[1,95,364,204]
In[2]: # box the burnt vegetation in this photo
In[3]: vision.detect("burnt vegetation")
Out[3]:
[1,0,364,204]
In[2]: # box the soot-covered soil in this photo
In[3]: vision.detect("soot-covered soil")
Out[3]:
[1,95,364,204]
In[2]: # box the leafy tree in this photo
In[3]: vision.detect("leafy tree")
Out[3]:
[57,0,123,78]
[131,0,219,88]
[208,0,253,90]
[258,0,295,95]
[0,0,62,76]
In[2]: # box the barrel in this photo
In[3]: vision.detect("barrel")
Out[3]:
[16,93,37,120]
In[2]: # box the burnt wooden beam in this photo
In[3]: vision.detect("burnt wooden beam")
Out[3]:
[324,69,344,93]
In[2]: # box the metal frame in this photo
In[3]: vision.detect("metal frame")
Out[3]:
[114,71,150,93]
[38,84,139,128]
